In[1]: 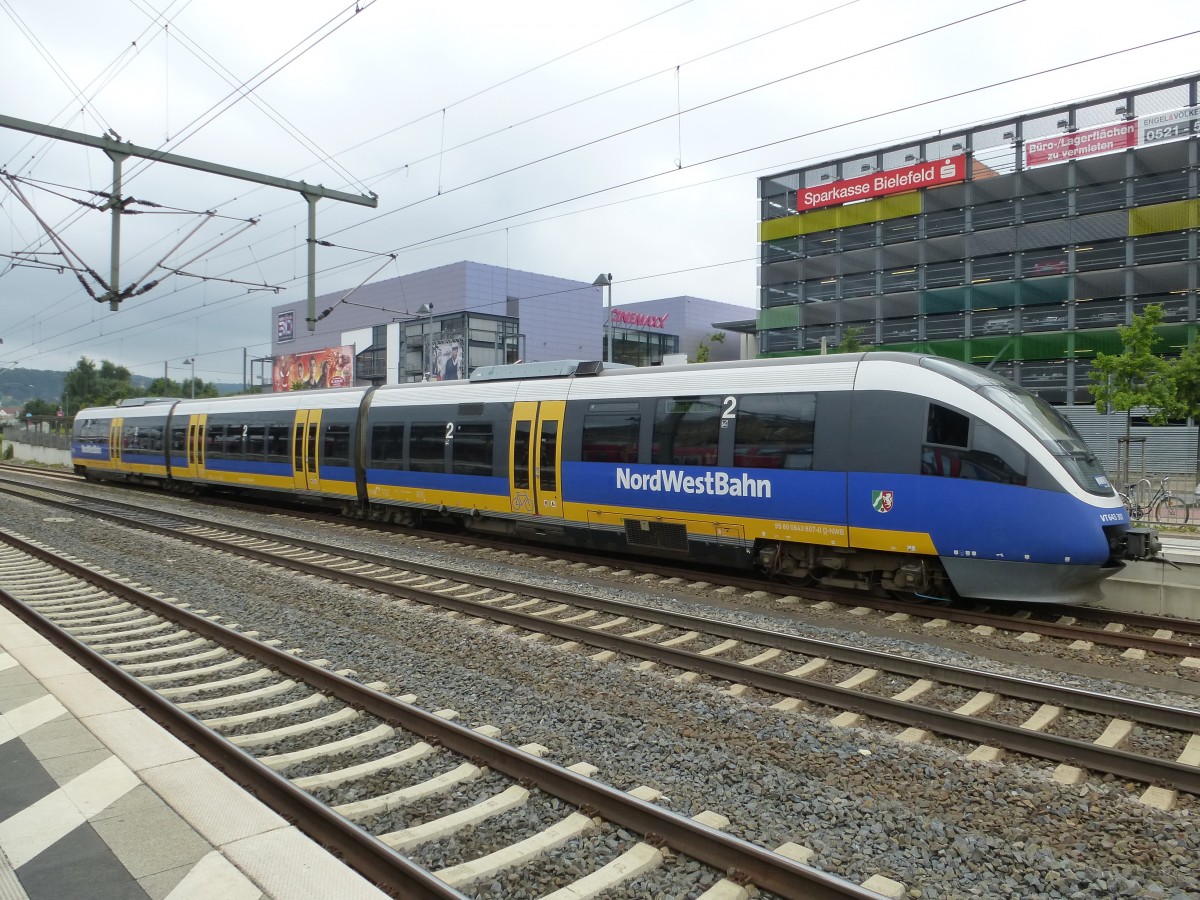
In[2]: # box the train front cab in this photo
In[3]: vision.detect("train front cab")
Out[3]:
[508,399,565,537]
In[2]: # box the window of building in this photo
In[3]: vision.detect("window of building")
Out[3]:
[581,401,640,463]
[925,208,965,236]
[803,231,839,256]
[925,259,966,288]
[881,216,920,244]
[1021,191,1069,222]
[761,329,800,354]
[451,423,493,476]
[762,283,800,308]
[881,319,919,342]
[1075,180,1126,214]
[652,397,721,466]
[763,237,801,263]
[840,223,877,250]
[1133,231,1189,265]
[1075,299,1125,329]
[1133,171,1189,204]
[881,266,919,293]
[1021,248,1068,278]
[733,393,815,470]
[971,254,1015,282]
[1074,240,1125,272]
[802,277,838,302]
[841,271,876,298]
[925,312,965,339]
[971,199,1016,229]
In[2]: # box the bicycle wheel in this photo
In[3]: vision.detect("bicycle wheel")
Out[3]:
[1152,495,1189,526]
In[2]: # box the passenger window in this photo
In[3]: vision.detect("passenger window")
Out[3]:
[652,396,721,466]
[409,423,445,473]
[452,424,494,476]
[370,424,405,470]
[734,393,815,469]
[581,401,640,463]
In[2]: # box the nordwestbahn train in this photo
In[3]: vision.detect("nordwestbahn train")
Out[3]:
[71,353,1160,605]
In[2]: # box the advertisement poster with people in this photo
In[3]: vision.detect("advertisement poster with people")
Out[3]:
[273,345,354,391]
[431,340,464,381]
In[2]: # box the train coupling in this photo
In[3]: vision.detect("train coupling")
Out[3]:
[1121,526,1163,561]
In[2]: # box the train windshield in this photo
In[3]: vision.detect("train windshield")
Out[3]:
[919,357,1113,496]
[978,385,1113,496]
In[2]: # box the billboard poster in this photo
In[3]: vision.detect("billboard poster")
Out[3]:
[1025,121,1138,167]
[276,311,294,343]
[273,345,354,391]
[431,340,464,381]
[797,155,966,212]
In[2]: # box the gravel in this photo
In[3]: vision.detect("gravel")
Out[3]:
[2,481,1198,898]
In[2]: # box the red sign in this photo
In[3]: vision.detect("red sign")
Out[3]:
[612,310,669,329]
[1025,121,1138,167]
[798,156,966,212]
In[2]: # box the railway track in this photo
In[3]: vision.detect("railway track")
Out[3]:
[3,477,1199,809]
[0,528,893,899]
[3,470,1198,660]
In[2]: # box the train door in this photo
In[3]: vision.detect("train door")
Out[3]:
[292,409,322,492]
[184,414,207,479]
[509,400,564,518]
[108,418,123,470]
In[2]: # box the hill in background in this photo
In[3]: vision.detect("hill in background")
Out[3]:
[0,367,243,407]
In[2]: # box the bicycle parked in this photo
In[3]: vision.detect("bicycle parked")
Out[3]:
[1120,475,1189,526]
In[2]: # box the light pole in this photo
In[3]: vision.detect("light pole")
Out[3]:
[418,303,434,380]
[182,358,195,398]
[593,273,612,363]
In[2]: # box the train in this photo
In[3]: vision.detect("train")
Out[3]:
[70,352,1161,605]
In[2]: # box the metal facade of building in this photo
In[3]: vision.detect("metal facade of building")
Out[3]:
[757,73,1200,475]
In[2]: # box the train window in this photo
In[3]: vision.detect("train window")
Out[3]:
[322,424,351,466]
[926,404,969,448]
[246,425,266,459]
[652,396,721,466]
[922,406,1027,485]
[171,426,187,454]
[206,425,227,459]
[539,421,558,490]
[266,425,291,462]
[581,401,640,463]
[734,394,815,469]
[370,424,405,470]
[410,423,445,473]
[513,421,532,489]
[452,423,494,476]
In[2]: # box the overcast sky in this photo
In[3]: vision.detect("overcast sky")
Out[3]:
[2,0,1199,386]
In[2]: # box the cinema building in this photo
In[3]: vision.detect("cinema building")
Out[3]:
[756,73,1200,472]
[268,261,749,389]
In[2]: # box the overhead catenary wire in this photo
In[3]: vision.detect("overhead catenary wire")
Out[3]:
[3,7,1199,379]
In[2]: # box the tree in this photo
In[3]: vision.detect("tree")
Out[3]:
[839,326,866,353]
[63,357,134,409]
[1089,304,1175,484]
[21,398,57,417]
[694,331,726,363]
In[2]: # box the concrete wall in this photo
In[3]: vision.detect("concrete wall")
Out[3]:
[3,439,71,467]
